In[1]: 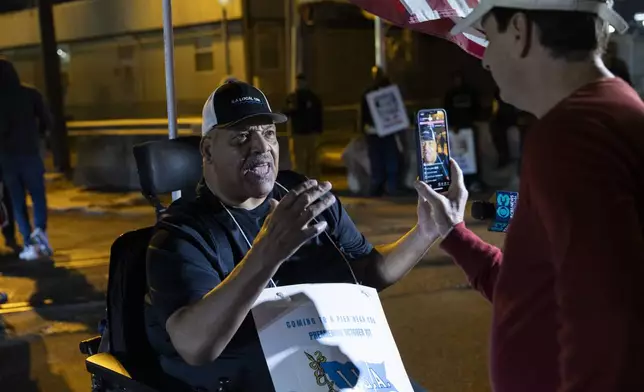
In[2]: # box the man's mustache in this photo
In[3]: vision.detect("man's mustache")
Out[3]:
[243,154,273,170]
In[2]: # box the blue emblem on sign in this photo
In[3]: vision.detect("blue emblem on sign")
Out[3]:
[306,351,398,391]
[320,361,397,391]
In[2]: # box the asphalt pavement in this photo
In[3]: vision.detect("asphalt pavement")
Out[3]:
[0,195,506,392]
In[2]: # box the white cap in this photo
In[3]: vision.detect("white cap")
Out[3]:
[450,0,628,36]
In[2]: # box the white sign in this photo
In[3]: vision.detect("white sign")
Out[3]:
[366,85,410,137]
[450,128,478,175]
[252,283,414,392]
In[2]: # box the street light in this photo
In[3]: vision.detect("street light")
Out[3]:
[219,0,232,76]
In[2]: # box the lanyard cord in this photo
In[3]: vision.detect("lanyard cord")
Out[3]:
[274,181,360,286]
[219,181,360,288]
[220,201,278,288]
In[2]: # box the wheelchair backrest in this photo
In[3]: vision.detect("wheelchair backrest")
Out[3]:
[107,227,160,378]
[107,227,194,391]
[133,136,203,215]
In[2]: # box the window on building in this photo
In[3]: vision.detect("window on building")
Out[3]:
[194,37,214,72]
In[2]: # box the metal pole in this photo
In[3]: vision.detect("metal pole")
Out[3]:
[284,0,298,171]
[222,6,231,75]
[161,0,181,200]
[162,0,178,139]
[374,16,386,71]
[290,0,299,87]
[37,0,71,173]
[241,0,253,83]
[284,0,294,93]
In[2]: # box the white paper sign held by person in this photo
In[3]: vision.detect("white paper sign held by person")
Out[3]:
[252,283,414,391]
[366,85,410,137]
[449,127,478,175]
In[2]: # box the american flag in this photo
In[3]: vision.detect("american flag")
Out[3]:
[347,0,488,59]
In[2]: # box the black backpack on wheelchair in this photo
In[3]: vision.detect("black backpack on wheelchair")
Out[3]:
[79,136,202,392]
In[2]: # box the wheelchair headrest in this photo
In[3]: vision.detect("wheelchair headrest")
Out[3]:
[133,136,202,197]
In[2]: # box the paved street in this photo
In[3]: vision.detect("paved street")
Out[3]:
[0,196,505,392]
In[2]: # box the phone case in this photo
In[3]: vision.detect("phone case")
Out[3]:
[415,109,451,193]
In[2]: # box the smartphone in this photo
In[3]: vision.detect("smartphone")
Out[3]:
[416,108,451,192]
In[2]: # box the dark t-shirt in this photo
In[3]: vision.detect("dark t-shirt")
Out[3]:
[144,171,374,391]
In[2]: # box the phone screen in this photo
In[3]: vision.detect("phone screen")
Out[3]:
[416,109,451,192]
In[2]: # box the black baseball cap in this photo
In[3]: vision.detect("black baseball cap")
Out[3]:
[201,81,287,135]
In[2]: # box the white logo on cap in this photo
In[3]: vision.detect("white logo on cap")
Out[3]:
[232,96,262,104]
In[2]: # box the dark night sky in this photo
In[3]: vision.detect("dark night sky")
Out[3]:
[615,0,641,19]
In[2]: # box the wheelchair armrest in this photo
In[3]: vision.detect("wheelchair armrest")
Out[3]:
[86,353,158,392]
[86,352,132,379]
[79,336,102,356]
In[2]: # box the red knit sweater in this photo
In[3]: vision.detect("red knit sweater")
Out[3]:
[441,78,644,392]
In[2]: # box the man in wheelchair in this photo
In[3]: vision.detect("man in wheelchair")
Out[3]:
[144,81,439,391]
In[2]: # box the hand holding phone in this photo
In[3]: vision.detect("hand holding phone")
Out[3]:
[416,108,452,192]
[414,159,467,238]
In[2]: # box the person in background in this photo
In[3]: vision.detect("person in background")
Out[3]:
[219,75,239,85]
[0,168,20,254]
[0,59,53,260]
[604,40,632,86]
[283,74,323,179]
[490,88,519,168]
[444,71,480,130]
[360,66,401,197]
[443,71,484,192]
[418,2,644,392]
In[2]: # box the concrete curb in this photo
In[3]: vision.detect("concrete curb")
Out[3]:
[46,203,148,215]
[38,188,150,215]
[0,299,105,316]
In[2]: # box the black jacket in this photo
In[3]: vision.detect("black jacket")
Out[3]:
[283,88,323,135]
[444,84,480,129]
[0,60,52,155]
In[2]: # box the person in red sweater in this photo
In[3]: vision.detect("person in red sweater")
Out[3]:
[415,1,644,392]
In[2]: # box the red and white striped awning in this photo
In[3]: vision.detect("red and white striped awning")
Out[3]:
[347,0,488,58]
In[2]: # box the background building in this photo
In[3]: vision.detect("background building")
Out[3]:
[0,0,493,130]
[1,0,639,135]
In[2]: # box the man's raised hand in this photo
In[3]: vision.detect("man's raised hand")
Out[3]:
[254,180,336,265]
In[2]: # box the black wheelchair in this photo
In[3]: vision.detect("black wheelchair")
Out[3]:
[79,136,430,392]
[79,136,202,392]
